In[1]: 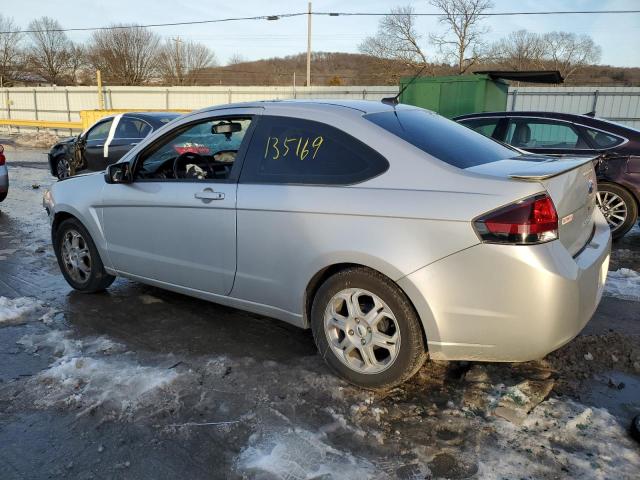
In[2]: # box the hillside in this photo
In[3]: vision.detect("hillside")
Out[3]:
[192,52,640,87]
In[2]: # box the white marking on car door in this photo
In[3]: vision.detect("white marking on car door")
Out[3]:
[104,114,123,158]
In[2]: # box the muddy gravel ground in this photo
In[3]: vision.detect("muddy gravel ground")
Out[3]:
[0,147,639,479]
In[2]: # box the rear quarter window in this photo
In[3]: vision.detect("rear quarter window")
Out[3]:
[365,109,516,169]
[583,127,625,149]
[240,116,389,185]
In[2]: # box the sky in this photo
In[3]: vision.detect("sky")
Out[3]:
[4,0,640,67]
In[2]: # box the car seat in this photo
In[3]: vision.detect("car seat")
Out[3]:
[512,123,531,148]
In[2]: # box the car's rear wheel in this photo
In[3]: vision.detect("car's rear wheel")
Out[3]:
[56,156,75,180]
[596,183,638,240]
[311,267,427,389]
[53,218,115,292]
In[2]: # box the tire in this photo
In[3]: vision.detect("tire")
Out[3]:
[596,183,638,240]
[631,415,640,443]
[53,218,115,293]
[55,155,75,180]
[311,267,427,390]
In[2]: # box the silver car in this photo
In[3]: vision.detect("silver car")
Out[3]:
[43,100,611,389]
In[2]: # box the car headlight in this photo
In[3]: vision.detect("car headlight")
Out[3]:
[43,189,54,212]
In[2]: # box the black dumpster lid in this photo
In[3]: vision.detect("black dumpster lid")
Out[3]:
[473,70,564,84]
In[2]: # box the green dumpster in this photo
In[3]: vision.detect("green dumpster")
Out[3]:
[398,74,509,119]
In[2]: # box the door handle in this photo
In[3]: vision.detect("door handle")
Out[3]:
[194,188,225,201]
[130,142,138,146]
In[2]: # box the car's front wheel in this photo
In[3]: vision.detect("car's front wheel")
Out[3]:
[596,183,638,240]
[311,267,427,389]
[53,218,115,292]
[56,156,75,180]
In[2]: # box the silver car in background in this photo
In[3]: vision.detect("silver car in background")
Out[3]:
[43,100,611,389]
[0,144,8,203]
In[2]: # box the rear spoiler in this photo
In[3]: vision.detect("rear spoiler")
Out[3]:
[508,156,596,181]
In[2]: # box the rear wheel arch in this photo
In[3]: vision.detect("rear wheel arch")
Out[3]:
[599,181,639,205]
[303,263,428,349]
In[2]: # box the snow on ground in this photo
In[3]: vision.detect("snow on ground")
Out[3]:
[236,427,378,480]
[476,398,640,479]
[605,268,640,301]
[0,296,40,324]
[18,329,180,417]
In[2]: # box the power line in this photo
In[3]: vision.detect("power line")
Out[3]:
[2,10,639,34]
[316,10,640,17]
[0,13,307,34]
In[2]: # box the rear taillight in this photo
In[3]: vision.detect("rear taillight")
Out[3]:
[474,193,558,244]
[0,144,4,166]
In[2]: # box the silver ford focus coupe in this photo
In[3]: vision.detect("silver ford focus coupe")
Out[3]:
[43,100,611,389]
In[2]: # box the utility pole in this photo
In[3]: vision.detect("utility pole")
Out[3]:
[306,2,312,87]
[96,70,104,110]
[172,36,183,85]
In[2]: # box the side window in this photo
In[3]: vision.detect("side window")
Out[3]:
[459,118,500,138]
[114,118,152,139]
[241,116,388,185]
[86,120,113,142]
[505,119,580,149]
[583,128,625,149]
[135,116,253,181]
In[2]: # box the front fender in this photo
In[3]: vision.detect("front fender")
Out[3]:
[49,175,111,268]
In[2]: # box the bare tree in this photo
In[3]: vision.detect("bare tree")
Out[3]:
[26,16,73,84]
[227,53,247,66]
[429,0,493,74]
[157,38,216,85]
[88,25,161,85]
[542,32,601,80]
[0,15,23,85]
[358,5,428,68]
[489,30,546,71]
[67,43,87,85]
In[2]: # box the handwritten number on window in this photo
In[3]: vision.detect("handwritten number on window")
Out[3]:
[265,135,324,160]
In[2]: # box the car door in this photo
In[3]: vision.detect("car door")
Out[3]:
[100,109,260,296]
[107,116,152,164]
[83,118,114,171]
[503,117,594,155]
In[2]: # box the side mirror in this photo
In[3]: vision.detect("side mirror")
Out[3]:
[105,162,133,184]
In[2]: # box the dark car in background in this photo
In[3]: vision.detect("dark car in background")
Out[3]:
[455,111,640,239]
[0,144,7,203]
[48,112,180,180]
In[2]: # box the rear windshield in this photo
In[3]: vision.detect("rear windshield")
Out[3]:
[365,109,518,169]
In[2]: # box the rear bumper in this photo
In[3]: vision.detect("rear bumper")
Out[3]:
[398,210,611,362]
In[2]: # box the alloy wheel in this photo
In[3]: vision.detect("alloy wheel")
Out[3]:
[61,229,92,283]
[57,158,72,179]
[323,288,400,374]
[596,190,628,231]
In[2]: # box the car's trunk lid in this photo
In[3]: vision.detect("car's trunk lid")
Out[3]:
[468,155,598,256]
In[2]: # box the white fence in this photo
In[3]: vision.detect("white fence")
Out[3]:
[508,86,640,129]
[0,86,397,125]
[1,85,639,132]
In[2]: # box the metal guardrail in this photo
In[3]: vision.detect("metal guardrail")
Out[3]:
[0,118,82,129]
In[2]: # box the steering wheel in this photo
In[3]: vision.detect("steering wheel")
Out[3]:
[172,151,214,179]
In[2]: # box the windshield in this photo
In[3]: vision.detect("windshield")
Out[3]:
[365,109,519,169]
